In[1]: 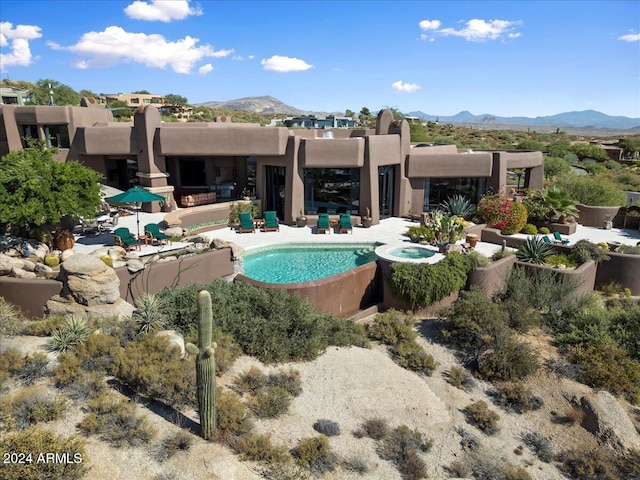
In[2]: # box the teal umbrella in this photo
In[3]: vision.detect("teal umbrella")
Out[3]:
[105,187,165,237]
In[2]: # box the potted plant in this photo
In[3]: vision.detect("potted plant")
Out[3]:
[296,208,307,227]
[362,207,372,228]
[543,187,579,224]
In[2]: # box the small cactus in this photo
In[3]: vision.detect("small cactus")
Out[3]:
[99,255,113,267]
[44,254,60,267]
[186,291,217,440]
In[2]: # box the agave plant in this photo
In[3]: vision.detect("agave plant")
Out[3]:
[133,294,165,334]
[47,315,89,353]
[440,194,476,219]
[516,237,555,265]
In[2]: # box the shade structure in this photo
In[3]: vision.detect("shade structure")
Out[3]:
[104,187,165,237]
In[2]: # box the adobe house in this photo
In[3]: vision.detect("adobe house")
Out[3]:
[0,102,544,224]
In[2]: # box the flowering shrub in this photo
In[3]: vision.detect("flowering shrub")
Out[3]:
[501,202,528,235]
[476,193,514,229]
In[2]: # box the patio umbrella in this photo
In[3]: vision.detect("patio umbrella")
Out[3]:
[104,187,165,237]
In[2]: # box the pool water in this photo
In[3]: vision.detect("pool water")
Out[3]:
[388,247,435,260]
[243,243,378,283]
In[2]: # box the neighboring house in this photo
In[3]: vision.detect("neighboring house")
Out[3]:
[283,115,356,129]
[0,102,544,224]
[0,86,31,106]
[104,93,164,108]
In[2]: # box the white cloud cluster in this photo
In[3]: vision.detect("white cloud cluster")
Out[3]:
[0,22,42,67]
[392,80,421,93]
[261,55,313,72]
[124,0,202,22]
[618,32,640,42]
[198,63,213,75]
[419,18,522,42]
[56,26,232,74]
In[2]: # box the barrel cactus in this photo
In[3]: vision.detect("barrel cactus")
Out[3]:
[186,290,217,440]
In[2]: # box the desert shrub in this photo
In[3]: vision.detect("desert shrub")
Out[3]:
[115,334,196,407]
[157,280,367,363]
[378,425,432,480]
[478,333,539,381]
[444,365,476,391]
[491,246,514,261]
[366,309,416,345]
[538,226,550,234]
[74,332,121,375]
[500,201,528,235]
[155,430,193,462]
[0,296,22,336]
[546,253,579,268]
[553,175,627,206]
[616,244,640,255]
[293,434,336,473]
[313,419,340,437]
[456,427,480,451]
[553,404,585,425]
[133,293,165,334]
[212,328,242,374]
[47,316,89,353]
[234,366,268,395]
[78,393,156,447]
[447,458,473,478]
[516,237,555,264]
[464,401,500,435]
[215,389,253,440]
[233,432,289,463]
[52,351,82,388]
[558,445,625,480]
[441,288,509,352]
[389,252,472,309]
[570,342,640,403]
[64,369,107,402]
[262,461,311,480]
[571,239,610,265]
[268,368,302,396]
[466,249,491,269]
[15,352,49,386]
[342,453,370,474]
[247,386,291,419]
[406,224,435,243]
[391,341,436,375]
[500,298,542,333]
[492,382,543,413]
[503,464,533,480]
[22,316,64,336]
[1,386,67,430]
[0,427,86,480]
[599,282,632,297]
[361,416,390,440]
[522,432,553,462]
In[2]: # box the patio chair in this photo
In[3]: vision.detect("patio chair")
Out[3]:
[144,223,172,245]
[339,213,353,234]
[263,211,279,232]
[317,213,331,234]
[238,211,255,233]
[80,217,99,235]
[542,235,552,244]
[553,231,570,244]
[114,227,141,251]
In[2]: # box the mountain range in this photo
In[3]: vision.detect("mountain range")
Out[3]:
[196,96,640,130]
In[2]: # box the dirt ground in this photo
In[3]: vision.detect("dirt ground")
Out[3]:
[1,317,635,480]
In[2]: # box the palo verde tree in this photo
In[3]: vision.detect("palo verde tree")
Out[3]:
[0,140,102,233]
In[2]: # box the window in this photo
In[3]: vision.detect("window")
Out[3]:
[423,177,487,211]
[303,168,360,215]
[20,124,38,148]
[44,125,70,148]
[178,157,207,187]
[2,96,19,104]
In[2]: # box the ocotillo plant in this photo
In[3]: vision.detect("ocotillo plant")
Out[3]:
[186,290,217,440]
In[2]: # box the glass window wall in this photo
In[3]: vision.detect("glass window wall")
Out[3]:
[303,168,360,215]
[423,177,487,210]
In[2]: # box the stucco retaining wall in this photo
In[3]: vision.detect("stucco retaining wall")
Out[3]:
[234,261,380,318]
[0,277,62,319]
[115,247,235,303]
[467,254,516,296]
[595,252,640,295]
[515,260,597,298]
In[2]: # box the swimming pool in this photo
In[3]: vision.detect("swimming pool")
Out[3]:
[242,243,378,283]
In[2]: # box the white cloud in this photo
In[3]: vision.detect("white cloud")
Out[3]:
[0,22,42,67]
[419,19,441,31]
[248,54,255,60]
[233,55,244,61]
[423,18,522,42]
[56,26,233,74]
[392,80,421,93]
[618,32,640,42]
[124,0,202,22]
[261,55,313,72]
[198,63,213,75]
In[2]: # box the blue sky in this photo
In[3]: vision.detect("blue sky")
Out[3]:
[1,0,639,118]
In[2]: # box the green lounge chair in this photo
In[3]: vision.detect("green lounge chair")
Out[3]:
[114,227,141,251]
[144,223,171,245]
[317,213,331,234]
[339,213,352,234]
[553,231,570,244]
[263,211,279,232]
[542,235,552,244]
[239,211,255,233]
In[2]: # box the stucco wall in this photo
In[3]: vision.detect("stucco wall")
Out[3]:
[467,254,516,296]
[595,252,640,295]
[576,204,622,227]
[0,277,62,319]
[300,138,365,168]
[234,261,380,318]
[115,247,235,303]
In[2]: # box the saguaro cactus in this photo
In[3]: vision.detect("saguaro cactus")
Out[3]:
[186,290,217,440]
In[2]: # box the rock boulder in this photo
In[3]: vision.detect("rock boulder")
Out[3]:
[580,391,640,452]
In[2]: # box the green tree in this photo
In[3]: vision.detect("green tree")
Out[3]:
[547,140,572,158]
[570,143,609,162]
[107,100,133,119]
[164,94,188,106]
[382,106,404,120]
[409,122,429,142]
[359,107,374,128]
[31,79,81,106]
[78,89,100,100]
[0,140,102,231]
[619,137,640,158]
[132,90,150,94]
[544,156,571,180]
[345,109,355,118]
[516,139,545,151]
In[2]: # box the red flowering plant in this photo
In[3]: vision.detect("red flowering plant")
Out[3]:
[476,192,514,229]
